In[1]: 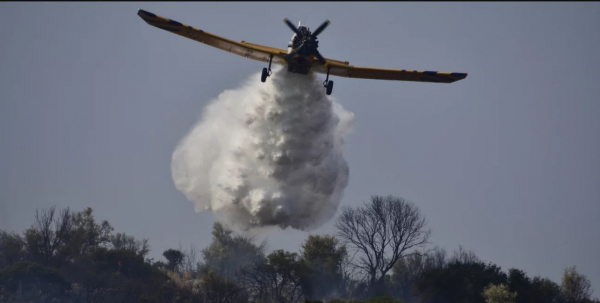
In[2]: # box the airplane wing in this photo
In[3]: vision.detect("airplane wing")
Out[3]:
[137,9,288,65]
[312,59,468,83]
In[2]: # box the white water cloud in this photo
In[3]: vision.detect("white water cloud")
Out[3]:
[171,67,354,231]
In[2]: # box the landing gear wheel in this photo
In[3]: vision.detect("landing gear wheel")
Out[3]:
[261,67,268,83]
[326,80,334,95]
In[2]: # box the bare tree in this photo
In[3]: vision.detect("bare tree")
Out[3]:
[449,245,480,264]
[25,206,73,265]
[180,244,202,278]
[335,195,431,294]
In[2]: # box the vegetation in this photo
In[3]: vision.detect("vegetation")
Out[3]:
[482,284,517,303]
[0,196,597,303]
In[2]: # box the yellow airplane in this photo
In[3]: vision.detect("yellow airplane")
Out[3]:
[137,9,468,95]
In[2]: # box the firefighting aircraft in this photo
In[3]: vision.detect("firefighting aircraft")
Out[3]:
[137,9,467,95]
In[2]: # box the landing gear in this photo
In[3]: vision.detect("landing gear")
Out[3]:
[261,68,268,82]
[261,55,274,83]
[326,80,334,95]
[323,66,334,95]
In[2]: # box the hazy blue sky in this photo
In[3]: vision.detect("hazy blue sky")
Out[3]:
[1,2,598,295]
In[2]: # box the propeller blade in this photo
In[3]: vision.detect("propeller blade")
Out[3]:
[285,42,306,61]
[314,51,327,65]
[284,18,301,35]
[311,20,330,38]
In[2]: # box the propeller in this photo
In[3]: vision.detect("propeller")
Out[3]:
[283,18,301,36]
[314,51,327,65]
[311,20,330,38]
[282,18,330,66]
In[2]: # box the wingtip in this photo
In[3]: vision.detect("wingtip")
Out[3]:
[451,72,468,78]
[451,72,468,82]
[137,9,156,18]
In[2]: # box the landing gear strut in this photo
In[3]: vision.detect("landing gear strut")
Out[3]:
[261,55,274,83]
[323,66,334,95]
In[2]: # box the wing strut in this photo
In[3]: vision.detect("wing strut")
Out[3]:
[323,66,334,95]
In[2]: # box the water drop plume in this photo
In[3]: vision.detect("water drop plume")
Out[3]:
[171,67,354,231]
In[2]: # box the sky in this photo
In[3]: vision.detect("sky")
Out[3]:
[1,2,599,296]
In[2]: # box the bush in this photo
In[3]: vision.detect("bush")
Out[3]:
[0,261,71,302]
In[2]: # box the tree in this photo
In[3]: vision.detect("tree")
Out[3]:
[179,244,202,279]
[449,245,480,264]
[299,234,348,301]
[390,246,447,302]
[75,247,173,303]
[2,206,208,303]
[0,261,71,302]
[483,284,517,303]
[201,222,266,281]
[163,249,184,272]
[507,268,532,303]
[561,266,593,303]
[24,206,73,266]
[61,207,113,258]
[0,231,25,268]
[335,196,431,295]
[241,250,304,303]
[201,270,248,303]
[531,276,563,303]
[22,206,114,267]
[413,247,508,303]
[111,232,150,257]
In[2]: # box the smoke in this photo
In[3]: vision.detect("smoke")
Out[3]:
[171,67,354,231]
